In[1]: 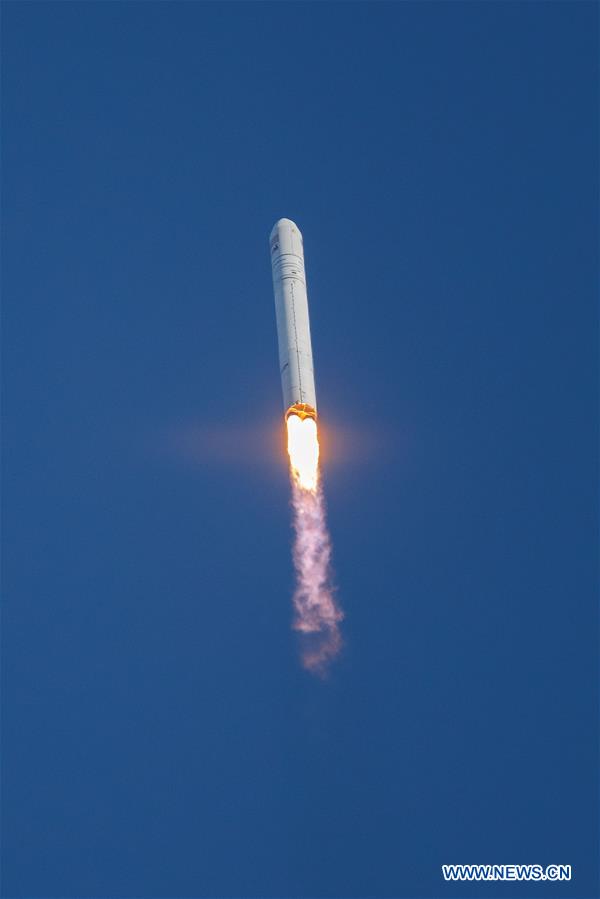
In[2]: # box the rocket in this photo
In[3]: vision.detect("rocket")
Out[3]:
[269,218,317,422]
[269,219,341,671]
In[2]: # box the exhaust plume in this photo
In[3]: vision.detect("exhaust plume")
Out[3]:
[286,413,343,674]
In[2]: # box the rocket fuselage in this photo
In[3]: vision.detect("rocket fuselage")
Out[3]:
[269,219,317,419]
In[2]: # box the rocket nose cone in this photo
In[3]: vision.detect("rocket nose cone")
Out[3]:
[270,217,302,239]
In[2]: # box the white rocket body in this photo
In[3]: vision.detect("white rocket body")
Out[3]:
[269,218,317,418]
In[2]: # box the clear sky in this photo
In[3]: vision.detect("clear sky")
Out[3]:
[2,2,598,897]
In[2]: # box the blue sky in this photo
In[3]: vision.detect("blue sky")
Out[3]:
[2,2,598,897]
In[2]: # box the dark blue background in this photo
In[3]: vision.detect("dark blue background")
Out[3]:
[2,3,598,897]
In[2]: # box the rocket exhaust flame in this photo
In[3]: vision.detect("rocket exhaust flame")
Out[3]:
[287,414,343,674]
[286,412,319,491]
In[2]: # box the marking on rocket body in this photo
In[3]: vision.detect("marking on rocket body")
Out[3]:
[272,254,306,285]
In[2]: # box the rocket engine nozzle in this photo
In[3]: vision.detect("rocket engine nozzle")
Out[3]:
[285,403,317,423]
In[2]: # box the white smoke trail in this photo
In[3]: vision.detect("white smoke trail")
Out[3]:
[290,479,343,675]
